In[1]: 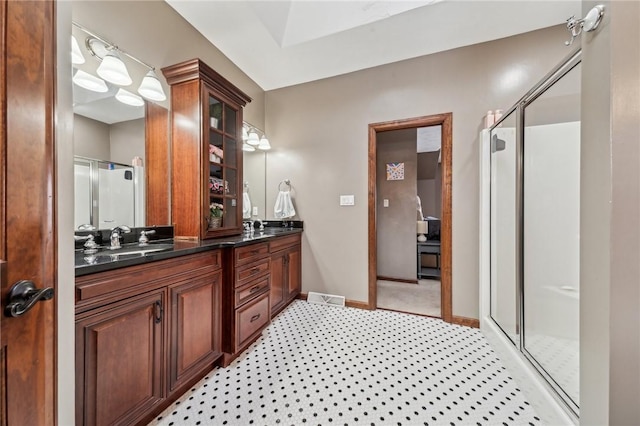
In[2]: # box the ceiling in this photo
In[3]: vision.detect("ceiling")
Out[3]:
[165,0,580,91]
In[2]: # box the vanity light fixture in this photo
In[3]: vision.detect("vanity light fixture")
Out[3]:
[242,126,249,141]
[72,69,108,93]
[242,143,256,152]
[258,136,271,151]
[71,35,85,65]
[97,50,132,86]
[115,88,145,107]
[74,22,166,100]
[138,70,166,101]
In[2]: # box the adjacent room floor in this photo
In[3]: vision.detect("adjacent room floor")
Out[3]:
[377,279,441,317]
[150,300,542,426]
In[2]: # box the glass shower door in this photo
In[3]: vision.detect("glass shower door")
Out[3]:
[489,111,519,345]
[522,62,581,410]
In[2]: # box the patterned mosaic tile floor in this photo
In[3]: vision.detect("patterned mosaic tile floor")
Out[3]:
[150,300,543,426]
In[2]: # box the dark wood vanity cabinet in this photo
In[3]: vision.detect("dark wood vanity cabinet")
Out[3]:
[75,251,222,426]
[162,59,252,239]
[222,241,272,366]
[270,234,302,317]
[75,290,165,426]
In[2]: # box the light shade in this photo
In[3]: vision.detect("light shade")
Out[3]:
[247,131,260,146]
[242,143,256,152]
[115,88,144,107]
[71,35,85,65]
[417,220,428,234]
[73,70,108,93]
[138,70,166,101]
[258,136,271,150]
[242,126,249,141]
[97,50,132,86]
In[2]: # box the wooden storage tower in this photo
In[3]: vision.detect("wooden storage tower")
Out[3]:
[162,59,252,239]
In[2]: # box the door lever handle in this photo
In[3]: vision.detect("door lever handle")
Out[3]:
[4,280,54,317]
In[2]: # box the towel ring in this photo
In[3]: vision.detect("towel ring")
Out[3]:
[278,179,291,192]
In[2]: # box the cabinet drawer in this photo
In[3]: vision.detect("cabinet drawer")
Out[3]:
[235,258,270,287]
[235,276,269,307]
[236,293,270,348]
[269,234,301,253]
[235,242,269,266]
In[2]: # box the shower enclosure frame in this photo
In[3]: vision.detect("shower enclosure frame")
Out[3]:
[480,48,581,425]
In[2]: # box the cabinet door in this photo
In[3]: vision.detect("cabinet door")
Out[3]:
[270,251,286,314]
[286,245,302,300]
[169,271,222,392]
[76,291,165,426]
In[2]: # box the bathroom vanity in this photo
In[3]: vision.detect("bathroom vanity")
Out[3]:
[74,226,302,426]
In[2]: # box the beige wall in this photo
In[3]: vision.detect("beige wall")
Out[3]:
[265,25,569,315]
[110,118,145,165]
[580,1,640,424]
[72,0,265,128]
[73,114,110,160]
[376,129,417,281]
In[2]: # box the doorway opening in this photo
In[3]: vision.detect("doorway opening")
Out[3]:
[368,113,452,323]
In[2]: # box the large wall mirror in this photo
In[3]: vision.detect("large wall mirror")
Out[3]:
[71,22,170,231]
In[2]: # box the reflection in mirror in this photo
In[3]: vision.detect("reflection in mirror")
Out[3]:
[71,22,169,230]
[242,122,268,220]
[74,156,144,230]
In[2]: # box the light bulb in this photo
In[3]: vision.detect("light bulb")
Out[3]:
[115,88,144,107]
[72,70,108,93]
[71,35,85,65]
[247,131,260,146]
[138,70,166,101]
[258,136,271,150]
[97,50,132,86]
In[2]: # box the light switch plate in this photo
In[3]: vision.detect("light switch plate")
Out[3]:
[252,206,258,216]
[383,199,389,207]
[340,195,355,206]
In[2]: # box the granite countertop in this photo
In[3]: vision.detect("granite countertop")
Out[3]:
[75,227,303,277]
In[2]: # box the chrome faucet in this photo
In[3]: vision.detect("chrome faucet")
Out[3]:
[75,234,99,254]
[254,218,264,231]
[243,221,254,233]
[138,229,156,246]
[109,225,131,249]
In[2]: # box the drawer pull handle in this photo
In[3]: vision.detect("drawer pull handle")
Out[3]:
[251,267,260,273]
[250,313,261,322]
[252,249,259,254]
[249,286,261,294]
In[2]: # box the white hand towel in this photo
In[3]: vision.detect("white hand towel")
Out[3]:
[242,192,252,219]
[274,190,296,219]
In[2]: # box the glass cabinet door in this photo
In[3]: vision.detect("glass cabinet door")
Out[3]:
[207,92,240,234]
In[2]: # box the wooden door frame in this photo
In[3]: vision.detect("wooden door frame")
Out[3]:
[368,113,453,323]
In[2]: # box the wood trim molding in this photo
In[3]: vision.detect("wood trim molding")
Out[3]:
[376,276,418,284]
[368,113,453,323]
[451,316,480,329]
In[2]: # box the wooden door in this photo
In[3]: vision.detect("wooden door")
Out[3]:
[169,271,222,392]
[270,251,285,314]
[1,1,57,425]
[76,291,165,426]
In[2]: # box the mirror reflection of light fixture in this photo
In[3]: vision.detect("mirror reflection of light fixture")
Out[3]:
[97,50,132,86]
[138,70,166,101]
[71,35,85,64]
[72,69,108,93]
[242,143,256,152]
[115,88,144,107]
[242,126,249,141]
[258,136,271,151]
